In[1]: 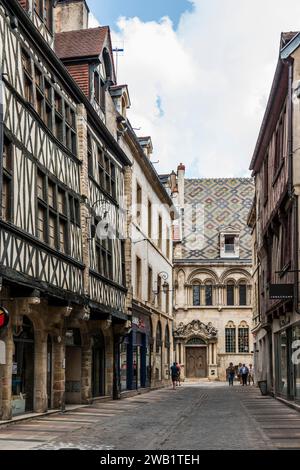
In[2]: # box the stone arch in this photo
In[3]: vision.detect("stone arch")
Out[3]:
[225,321,236,328]
[187,268,219,284]
[220,268,251,284]
[225,278,237,286]
[186,337,207,346]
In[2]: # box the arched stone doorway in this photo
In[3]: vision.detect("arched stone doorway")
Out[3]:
[185,338,207,379]
[12,316,35,415]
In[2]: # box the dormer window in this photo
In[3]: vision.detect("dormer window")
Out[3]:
[220,228,240,258]
[94,71,100,103]
[225,235,235,253]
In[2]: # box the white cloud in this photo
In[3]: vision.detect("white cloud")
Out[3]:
[89,12,101,28]
[108,0,300,177]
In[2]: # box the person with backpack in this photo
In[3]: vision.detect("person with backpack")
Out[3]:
[170,363,178,390]
[227,362,235,386]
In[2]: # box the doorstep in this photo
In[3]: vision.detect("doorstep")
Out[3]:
[0,404,87,427]
[276,396,300,413]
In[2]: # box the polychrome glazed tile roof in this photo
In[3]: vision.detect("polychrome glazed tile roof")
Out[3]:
[182,178,254,260]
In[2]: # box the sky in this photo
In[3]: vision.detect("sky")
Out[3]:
[87,0,300,178]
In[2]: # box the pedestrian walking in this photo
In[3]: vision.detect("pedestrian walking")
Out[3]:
[248,364,255,385]
[240,364,249,386]
[237,362,243,385]
[176,363,181,386]
[227,362,235,386]
[170,363,178,390]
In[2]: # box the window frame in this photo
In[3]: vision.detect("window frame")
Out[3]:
[1,136,13,222]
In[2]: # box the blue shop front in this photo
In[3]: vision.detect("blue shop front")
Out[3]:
[120,309,152,391]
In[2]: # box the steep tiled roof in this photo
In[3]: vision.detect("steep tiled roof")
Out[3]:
[182,178,254,260]
[55,27,109,60]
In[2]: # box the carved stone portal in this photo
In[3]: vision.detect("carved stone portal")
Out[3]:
[174,320,218,340]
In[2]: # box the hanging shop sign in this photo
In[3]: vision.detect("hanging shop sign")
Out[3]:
[132,316,146,331]
[269,284,294,300]
[0,307,9,331]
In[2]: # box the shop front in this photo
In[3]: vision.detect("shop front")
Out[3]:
[120,312,151,391]
[11,316,35,416]
[275,322,300,404]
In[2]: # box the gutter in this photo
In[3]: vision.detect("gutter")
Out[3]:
[3,0,131,167]
[286,58,300,315]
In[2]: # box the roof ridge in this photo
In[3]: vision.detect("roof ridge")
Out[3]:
[56,25,109,35]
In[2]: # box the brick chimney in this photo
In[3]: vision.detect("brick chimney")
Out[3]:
[55,0,90,33]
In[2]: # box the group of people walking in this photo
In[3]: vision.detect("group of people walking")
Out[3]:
[227,363,255,386]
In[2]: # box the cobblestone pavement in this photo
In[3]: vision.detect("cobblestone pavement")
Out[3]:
[0,383,300,450]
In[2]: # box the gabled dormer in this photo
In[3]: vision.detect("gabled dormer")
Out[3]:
[54,1,116,123]
[110,85,131,119]
[137,136,153,158]
[220,226,240,259]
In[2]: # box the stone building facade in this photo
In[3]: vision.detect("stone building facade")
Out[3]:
[108,87,175,391]
[168,166,254,381]
[249,32,300,405]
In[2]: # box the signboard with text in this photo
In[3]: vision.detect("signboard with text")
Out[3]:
[269,284,294,300]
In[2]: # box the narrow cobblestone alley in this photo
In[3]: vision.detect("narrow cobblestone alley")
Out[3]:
[0,383,299,451]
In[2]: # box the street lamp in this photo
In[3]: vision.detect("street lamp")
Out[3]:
[87,196,111,240]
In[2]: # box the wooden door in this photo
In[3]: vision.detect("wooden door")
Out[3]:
[186,347,207,378]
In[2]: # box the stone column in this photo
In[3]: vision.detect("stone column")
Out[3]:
[52,338,65,409]
[34,328,48,413]
[81,332,92,404]
[1,329,13,420]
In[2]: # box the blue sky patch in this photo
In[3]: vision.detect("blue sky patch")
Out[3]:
[87,0,193,28]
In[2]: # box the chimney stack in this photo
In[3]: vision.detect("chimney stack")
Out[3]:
[55,0,90,33]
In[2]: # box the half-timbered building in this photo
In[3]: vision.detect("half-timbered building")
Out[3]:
[249,32,300,405]
[0,0,131,420]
